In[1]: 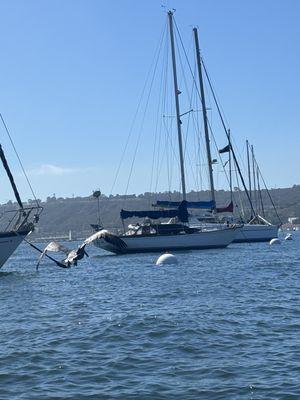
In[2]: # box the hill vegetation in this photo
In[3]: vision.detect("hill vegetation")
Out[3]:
[0,185,297,239]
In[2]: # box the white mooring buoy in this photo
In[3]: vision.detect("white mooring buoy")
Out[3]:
[269,238,281,245]
[156,252,178,265]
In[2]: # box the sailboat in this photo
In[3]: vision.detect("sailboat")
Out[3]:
[0,119,41,268]
[229,140,280,242]
[93,11,238,255]
[195,68,280,242]
[156,24,280,244]
[189,138,279,243]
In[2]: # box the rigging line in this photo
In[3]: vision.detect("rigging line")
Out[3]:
[207,119,231,191]
[174,19,199,94]
[251,144,258,214]
[200,58,256,216]
[174,23,212,193]
[233,167,245,220]
[175,30,196,163]
[208,110,241,213]
[124,24,165,196]
[154,139,169,194]
[191,85,200,192]
[165,119,172,193]
[199,57,231,128]
[254,155,282,225]
[161,45,172,195]
[209,125,244,213]
[150,28,169,198]
[153,118,164,193]
[175,24,211,194]
[180,41,203,191]
[0,114,39,208]
[174,19,231,170]
[253,154,264,217]
[154,73,171,194]
[185,139,200,194]
[182,84,202,192]
[192,62,205,192]
[173,20,202,148]
[174,19,210,134]
[157,116,180,191]
[154,43,177,194]
[256,161,265,217]
[110,21,167,195]
[200,57,249,173]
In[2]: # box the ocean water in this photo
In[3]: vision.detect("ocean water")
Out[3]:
[0,233,299,399]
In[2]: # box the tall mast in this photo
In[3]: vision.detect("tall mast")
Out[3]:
[193,27,216,209]
[168,11,186,201]
[246,139,252,217]
[228,129,233,202]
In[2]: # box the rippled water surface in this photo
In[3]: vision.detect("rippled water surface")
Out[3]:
[1,232,300,399]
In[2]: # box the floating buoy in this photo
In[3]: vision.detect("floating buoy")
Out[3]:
[270,238,281,245]
[285,233,293,240]
[156,252,178,265]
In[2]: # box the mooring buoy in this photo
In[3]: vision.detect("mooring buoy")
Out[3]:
[156,252,178,265]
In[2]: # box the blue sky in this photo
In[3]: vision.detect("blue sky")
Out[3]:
[0,0,299,202]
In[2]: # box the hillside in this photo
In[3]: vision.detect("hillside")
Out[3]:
[2,185,297,239]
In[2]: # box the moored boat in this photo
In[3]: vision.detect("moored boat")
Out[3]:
[93,11,237,255]
[0,117,41,268]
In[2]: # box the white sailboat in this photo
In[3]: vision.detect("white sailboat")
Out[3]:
[233,221,278,243]
[0,120,41,268]
[0,230,31,268]
[168,28,280,243]
[94,224,237,254]
[230,141,279,242]
[93,11,238,255]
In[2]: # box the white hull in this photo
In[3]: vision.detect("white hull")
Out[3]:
[233,224,278,243]
[0,231,28,268]
[191,220,279,243]
[94,227,237,254]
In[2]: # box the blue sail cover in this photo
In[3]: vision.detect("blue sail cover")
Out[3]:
[154,200,216,210]
[120,201,189,222]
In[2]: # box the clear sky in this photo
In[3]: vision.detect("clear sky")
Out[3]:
[0,0,299,202]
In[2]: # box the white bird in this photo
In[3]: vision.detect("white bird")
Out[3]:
[36,229,126,269]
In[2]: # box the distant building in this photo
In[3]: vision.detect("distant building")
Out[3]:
[288,217,299,224]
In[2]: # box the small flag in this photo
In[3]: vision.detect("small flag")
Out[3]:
[218,144,230,154]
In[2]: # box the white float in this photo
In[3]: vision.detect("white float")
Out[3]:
[156,252,178,265]
[269,238,281,245]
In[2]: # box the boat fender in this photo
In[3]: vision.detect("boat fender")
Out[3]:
[156,252,178,265]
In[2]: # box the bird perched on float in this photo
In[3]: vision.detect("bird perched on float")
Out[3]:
[36,229,126,269]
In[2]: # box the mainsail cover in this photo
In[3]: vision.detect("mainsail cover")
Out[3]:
[154,200,216,210]
[154,200,234,213]
[121,200,189,222]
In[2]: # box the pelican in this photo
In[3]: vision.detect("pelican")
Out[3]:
[36,229,126,269]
